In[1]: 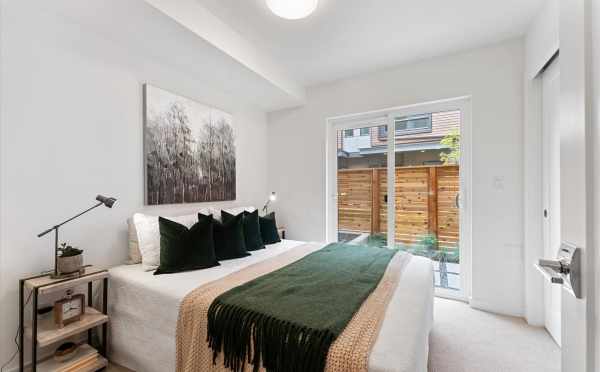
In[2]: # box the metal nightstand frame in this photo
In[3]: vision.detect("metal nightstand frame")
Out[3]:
[18,268,108,372]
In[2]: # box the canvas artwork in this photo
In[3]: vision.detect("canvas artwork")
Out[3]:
[144,84,235,205]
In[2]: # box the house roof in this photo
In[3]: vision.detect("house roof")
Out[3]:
[358,141,450,155]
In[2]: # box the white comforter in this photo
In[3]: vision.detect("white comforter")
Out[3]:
[108,240,433,372]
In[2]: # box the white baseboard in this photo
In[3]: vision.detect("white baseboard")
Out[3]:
[524,313,545,327]
[469,297,525,318]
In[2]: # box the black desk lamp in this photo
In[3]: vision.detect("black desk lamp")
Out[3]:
[37,195,117,278]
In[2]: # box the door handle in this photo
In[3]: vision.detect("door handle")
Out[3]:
[539,258,568,274]
[535,262,564,284]
[534,242,582,298]
[455,193,460,208]
[536,258,566,284]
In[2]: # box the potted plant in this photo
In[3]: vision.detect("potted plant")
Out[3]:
[418,233,438,255]
[57,243,83,275]
[417,233,450,287]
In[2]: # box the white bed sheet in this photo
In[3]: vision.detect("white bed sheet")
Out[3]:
[108,240,433,372]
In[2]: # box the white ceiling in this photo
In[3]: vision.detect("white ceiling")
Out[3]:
[198,0,544,86]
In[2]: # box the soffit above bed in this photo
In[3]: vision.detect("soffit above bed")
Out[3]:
[31,0,306,111]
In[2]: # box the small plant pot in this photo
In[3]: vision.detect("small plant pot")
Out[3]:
[57,253,83,275]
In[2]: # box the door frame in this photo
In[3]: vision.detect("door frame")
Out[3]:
[523,0,596,368]
[325,96,472,301]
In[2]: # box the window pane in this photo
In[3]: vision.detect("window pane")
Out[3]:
[395,114,432,134]
[360,128,369,136]
[344,129,354,137]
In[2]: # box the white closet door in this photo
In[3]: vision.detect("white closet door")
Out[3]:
[541,58,561,346]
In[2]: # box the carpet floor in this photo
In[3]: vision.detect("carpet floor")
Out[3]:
[429,298,560,372]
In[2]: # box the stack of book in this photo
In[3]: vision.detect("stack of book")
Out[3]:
[38,344,105,372]
[58,346,99,372]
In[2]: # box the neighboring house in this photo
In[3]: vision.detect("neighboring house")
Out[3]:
[337,110,460,169]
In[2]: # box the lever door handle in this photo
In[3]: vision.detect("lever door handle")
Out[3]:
[534,263,564,284]
[534,243,582,299]
[538,258,565,273]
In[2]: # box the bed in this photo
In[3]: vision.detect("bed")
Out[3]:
[108,239,434,372]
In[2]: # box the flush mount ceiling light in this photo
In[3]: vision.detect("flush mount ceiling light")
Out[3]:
[266,0,318,20]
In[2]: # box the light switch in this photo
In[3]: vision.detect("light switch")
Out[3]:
[493,176,504,190]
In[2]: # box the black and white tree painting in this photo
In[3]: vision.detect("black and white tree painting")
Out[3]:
[144,84,235,205]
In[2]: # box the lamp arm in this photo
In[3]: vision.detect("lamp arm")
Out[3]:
[37,201,104,237]
[262,199,271,213]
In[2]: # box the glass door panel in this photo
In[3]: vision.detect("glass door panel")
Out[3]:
[390,110,461,293]
[336,123,388,248]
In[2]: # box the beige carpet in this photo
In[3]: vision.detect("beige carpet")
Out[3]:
[429,298,560,372]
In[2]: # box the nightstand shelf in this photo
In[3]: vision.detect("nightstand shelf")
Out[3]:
[25,307,108,347]
[19,266,109,372]
[24,267,108,296]
[32,344,107,372]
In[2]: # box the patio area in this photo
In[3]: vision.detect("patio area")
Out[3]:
[339,231,460,291]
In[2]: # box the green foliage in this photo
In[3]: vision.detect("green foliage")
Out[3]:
[443,246,460,264]
[58,243,83,257]
[418,233,438,249]
[440,129,460,165]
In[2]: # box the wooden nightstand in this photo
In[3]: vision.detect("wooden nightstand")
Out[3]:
[277,227,286,240]
[19,266,109,372]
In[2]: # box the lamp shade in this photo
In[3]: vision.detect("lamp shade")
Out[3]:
[266,0,318,20]
[96,195,117,208]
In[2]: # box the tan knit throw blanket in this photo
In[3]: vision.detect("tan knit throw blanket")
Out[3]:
[176,243,411,372]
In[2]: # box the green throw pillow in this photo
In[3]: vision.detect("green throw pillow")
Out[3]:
[202,212,250,260]
[222,209,265,251]
[259,212,281,245]
[155,215,219,275]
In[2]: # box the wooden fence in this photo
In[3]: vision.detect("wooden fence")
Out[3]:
[338,165,459,248]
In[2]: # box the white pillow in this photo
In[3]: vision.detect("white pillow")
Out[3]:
[219,206,257,219]
[126,217,142,264]
[203,207,222,220]
[132,211,208,271]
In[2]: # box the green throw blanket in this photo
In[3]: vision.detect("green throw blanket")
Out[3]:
[207,243,398,372]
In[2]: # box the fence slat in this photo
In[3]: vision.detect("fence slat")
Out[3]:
[338,165,459,247]
[371,169,380,233]
[428,166,438,239]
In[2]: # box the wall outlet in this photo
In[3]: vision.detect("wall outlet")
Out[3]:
[493,176,505,190]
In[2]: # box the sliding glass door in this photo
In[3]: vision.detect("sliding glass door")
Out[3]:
[330,99,469,299]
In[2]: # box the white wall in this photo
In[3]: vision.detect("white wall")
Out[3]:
[268,39,525,316]
[0,2,269,367]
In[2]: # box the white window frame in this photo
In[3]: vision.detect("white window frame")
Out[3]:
[326,96,472,301]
